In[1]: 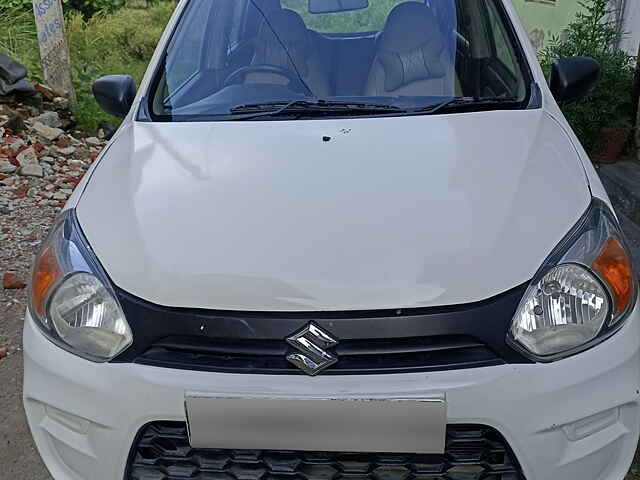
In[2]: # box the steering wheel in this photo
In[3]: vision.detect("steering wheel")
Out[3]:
[223,65,306,93]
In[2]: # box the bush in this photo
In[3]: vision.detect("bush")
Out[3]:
[65,2,175,129]
[539,0,636,152]
[5,0,33,9]
[7,0,153,17]
[64,0,126,17]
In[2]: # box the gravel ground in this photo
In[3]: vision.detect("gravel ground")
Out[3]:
[0,196,60,480]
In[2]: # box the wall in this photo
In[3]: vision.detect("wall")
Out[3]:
[619,0,640,55]
[511,0,639,55]
[511,0,583,51]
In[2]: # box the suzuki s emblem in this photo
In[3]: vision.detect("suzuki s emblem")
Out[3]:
[286,322,338,376]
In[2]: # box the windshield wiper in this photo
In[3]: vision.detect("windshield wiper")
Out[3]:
[228,100,403,119]
[226,97,520,120]
[414,96,521,115]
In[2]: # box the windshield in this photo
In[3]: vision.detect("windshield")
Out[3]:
[148,0,531,121]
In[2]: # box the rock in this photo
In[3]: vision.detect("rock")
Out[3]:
[2,272,26,289]
[0,347,6,359]
[16,146,37,166]
[55,136,70,148]
[85,136,101,146]
[33,111,62,128]
[40,156,55,164]
[8,138,25,152]
[67,159,85,169]
[2,113,25,133]
[32,141,44,154]
[0,160,16,174]
[21,93,43,110]
[19,164,44,177]
[31,121,64,141]
[57,146,76,156]
[98,122,117,140]
[52,191,68,200]
[53,97,69,110]
[12,184,28,198]
[34,83,57,101]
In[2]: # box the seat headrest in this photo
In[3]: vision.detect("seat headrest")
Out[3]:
[379,2,442,52]
[258,9,309,49]
[255,8,310,75]
[375,2,449,92]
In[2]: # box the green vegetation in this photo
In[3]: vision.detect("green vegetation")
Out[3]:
[65,2,175,129]
[0,1,175,131]
[5,0,36,9]
[7,0,147,17]
[282,0,404,32]
[540,0,636,152]
[0,6,42,88]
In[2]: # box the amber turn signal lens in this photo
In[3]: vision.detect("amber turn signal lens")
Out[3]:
[31,247,62,318]
[592,237,633,313]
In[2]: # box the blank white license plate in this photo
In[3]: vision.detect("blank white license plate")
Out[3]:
[185,394,446,453]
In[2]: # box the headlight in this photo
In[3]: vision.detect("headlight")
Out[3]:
[29,210,132,361]
[509,199,636,360]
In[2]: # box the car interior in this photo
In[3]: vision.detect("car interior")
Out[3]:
[154,0,528,116]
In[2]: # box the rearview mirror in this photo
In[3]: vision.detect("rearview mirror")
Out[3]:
[549,57,600,105]
[309,0,368,14]
[92,75,137,119]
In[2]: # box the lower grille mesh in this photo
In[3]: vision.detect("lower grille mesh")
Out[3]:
[126,422,525,480]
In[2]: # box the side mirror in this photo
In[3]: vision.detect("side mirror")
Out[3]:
[549,57,600,105]
[92,75,137,118]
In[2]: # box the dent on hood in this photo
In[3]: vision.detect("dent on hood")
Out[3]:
[76,110,590,311]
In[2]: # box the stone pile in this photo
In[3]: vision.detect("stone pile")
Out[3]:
[0,84,108,302]
[0,85,107,216]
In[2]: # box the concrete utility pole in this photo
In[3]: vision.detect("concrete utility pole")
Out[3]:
[32,0,77,105]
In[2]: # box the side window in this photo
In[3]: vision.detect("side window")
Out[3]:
[486,2,519,77]
[281,0,409,33]
[165,2,213,89]
[484,1,525,97]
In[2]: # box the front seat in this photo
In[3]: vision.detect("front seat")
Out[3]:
[365,2,458,97]
[248,9,331,97]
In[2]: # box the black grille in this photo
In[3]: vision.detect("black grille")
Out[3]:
[135,334,502,374]
[114,282,532,373]
[126,422,525,480]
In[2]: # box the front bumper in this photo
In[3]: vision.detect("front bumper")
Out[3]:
[24,304,640,480]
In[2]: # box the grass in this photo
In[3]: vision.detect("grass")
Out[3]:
[0,2,176,131]
[0,7,41,83]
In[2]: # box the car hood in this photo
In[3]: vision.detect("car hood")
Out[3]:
[77,110,590,311]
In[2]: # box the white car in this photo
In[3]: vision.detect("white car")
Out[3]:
[23,0,639,479]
